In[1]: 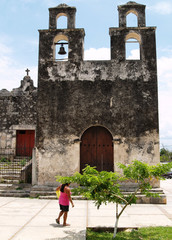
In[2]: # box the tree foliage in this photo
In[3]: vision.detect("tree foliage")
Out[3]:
[160,147,172,162]
[56,160,172,238]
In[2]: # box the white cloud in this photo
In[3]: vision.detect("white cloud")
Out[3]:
[150,1,172,15]
[127,49,140,60]
[157,57,172,88]
[84,48,110,60]
[0,41,37,91]
[159,90,172,149]
[84,48,141,61]
[157,56,172,149]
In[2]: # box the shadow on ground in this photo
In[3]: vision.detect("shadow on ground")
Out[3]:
[46,229,86,240]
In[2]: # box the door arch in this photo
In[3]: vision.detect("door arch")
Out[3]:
[80,126,114,172]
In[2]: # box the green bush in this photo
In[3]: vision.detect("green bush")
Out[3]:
[160,148,172,162]
[20,159,27,166]
[0,157,9,163]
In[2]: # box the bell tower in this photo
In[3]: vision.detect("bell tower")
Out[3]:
[36,4,85,184]
[110,1,157,67]
[35,2,159,189]
[118,1,146,27]
[49,3,76,29]
[38,3,85,63]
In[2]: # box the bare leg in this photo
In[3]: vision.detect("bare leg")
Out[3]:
[63,212,70,226]
[56,211,64,224]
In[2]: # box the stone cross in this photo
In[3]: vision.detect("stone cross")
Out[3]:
[25,68,30,76]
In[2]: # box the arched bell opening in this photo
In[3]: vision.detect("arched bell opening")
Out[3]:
[126,10,138,27]
[80,126,114,173]
[125,33,141,60]
[56,13,68,29]
[53,34,69,61]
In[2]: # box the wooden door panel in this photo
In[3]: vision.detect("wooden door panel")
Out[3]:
[80,127,97,171]
[96,126,113,171]
[16,130,35,157]
[80,126,113,172]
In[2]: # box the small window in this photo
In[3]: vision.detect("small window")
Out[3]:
[126,12,138,27]
[57,15,67,29]
[126,38,140,60]
[19,130,26,134]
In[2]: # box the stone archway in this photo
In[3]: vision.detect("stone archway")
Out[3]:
[80,126,114,172]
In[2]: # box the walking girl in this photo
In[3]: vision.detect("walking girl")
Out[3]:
[56,183,74,226]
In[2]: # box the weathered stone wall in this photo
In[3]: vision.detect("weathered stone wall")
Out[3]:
[118,2,146,27]
[0,76,37,154]
[36,59,159,185]
[36,2,160,186]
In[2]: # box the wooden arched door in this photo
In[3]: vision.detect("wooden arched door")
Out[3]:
[80,126,113,172]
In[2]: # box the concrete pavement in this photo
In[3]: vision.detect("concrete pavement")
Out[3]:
[0,180,172,240]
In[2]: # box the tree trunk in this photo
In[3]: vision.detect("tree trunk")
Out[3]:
[113,203,119,238]
[113,217,119,238]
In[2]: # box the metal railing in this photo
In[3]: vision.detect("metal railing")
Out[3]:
[0,148,32,182]
[0,147,33,158]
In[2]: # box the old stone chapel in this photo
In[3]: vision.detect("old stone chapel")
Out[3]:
[0,2,160,187]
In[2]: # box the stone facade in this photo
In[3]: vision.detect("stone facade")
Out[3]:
[0,2,160,187]
[0,75,37,157]
[35,2,160,186]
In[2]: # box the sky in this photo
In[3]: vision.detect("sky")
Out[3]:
[0,0,172,150]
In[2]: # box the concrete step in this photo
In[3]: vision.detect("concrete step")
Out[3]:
[0,189,30,198]
[0,183,167,204]
[30,190,56,197]
[31,185,56,191]
[14,157,31,161]
[0,183,31,198]
[0,183,31,189]
[30,185,56,198]
[30,185,87,200]
[121,189,164,195]
[0,192,30,198]
[0,179,20,184]
[1,174,21,179]
[136,194,166,204]
[39,195,86,200]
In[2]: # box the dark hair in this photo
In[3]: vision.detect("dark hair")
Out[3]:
[60,183,69,192]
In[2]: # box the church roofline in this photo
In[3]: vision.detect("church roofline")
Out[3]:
[49,3,76,10]
[118,1,146,8]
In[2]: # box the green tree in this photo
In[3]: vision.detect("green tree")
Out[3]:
[160,147,172,162]
[56,160,172,238]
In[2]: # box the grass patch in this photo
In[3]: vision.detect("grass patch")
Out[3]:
[86,227,172,240]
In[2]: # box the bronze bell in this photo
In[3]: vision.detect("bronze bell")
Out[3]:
[58,44,67,55]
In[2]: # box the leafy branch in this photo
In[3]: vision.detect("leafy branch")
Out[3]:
[56,160,172,238]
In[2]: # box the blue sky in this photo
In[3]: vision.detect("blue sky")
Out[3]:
[0,0,172,150]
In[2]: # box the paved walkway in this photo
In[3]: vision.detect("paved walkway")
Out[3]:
[0,180,172,240]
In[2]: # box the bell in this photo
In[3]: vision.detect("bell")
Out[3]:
[58,44,67,55]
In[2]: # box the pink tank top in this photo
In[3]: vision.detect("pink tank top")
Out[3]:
[59,192,70,206]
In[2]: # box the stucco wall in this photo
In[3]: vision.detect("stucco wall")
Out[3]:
[36,59,159,185]
[0,76,37,154]
[36,2,160,186]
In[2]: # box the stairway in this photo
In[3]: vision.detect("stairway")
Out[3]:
[30,185,57,199]
[0,157,31,184]
[0,183,31,197]
[0,183,167,203]
[30,185,86,200]
[120,183,166,204]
